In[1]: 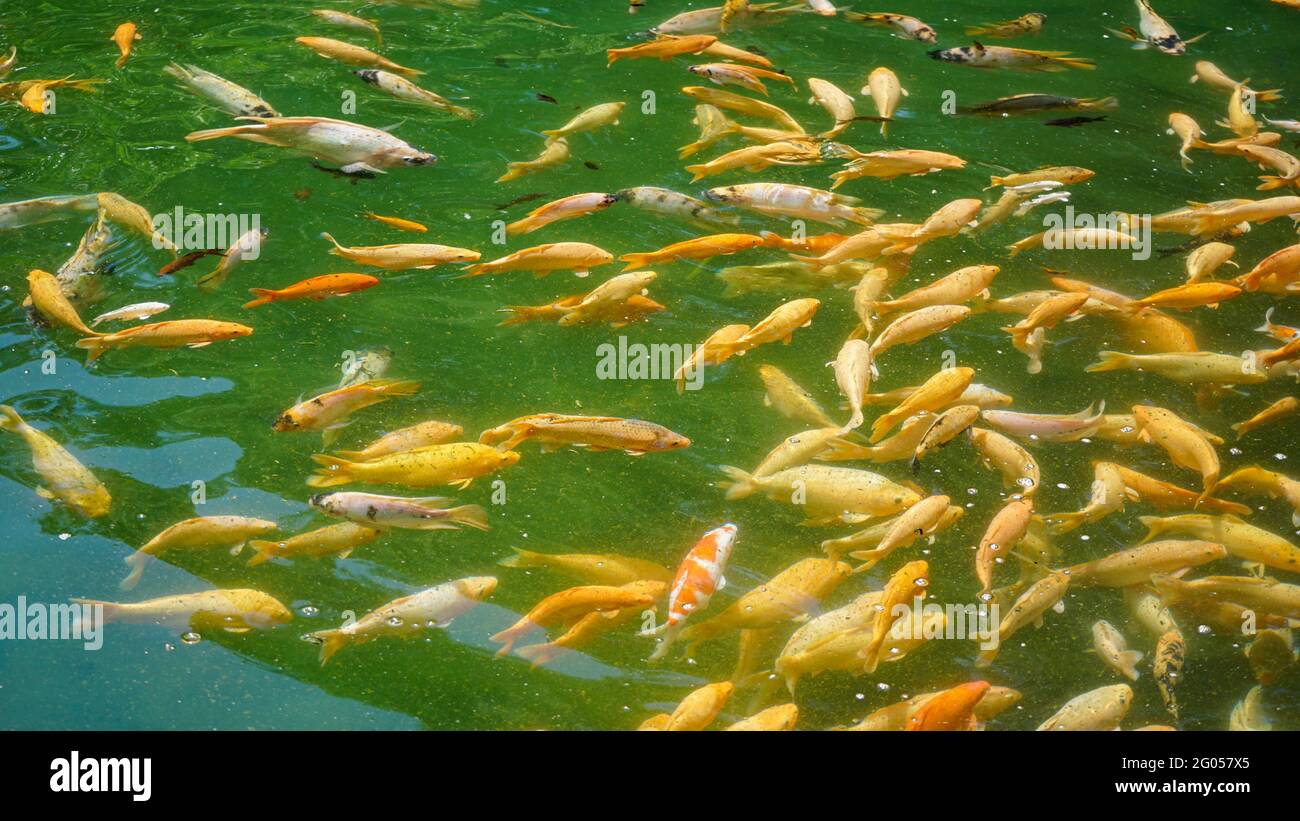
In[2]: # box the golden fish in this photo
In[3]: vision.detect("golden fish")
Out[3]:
[0,405,110,518]
[307,442,519,490]
[479,414,689,454]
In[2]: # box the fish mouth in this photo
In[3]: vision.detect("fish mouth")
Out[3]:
[355,70,379,85]
[926,49,945,60]
[405,153,437,165]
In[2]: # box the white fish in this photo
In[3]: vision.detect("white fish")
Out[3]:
[91,302,170,327]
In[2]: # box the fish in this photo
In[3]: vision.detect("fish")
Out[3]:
[163,63,280,117]
[306,443,519,490]
[687,62,794,97]
[726,704,799,731]
[1230,686,1274,731]
[976,572,1069,667]
[1153,629,1185,721]
[683,85,804,133]
[1140,514,1300,574]
[273,379,419,435]
[649,3,800,36]
[1132,405,1220,503]
[1231,396,1299,438]
[364,212,427,232]
[1218,466,1300,526]
[463,242,613,278]
[334,420,464,461]
[863,67,907,136]
[870,367,975,443]
[311,9,383,45]
[619,186,740,227]
[643,523,739,661]
[705,183,880,225]
[320,233,479,269]
[836,495,958,570]
[197,227,267,292]
[847,686,1021,731]
[1111,463,1250,516]
[969,426,1041,495]
[722,461,921,524]
[542,102,626,144]
[0,405,111,518]
[1109,0,1207,56]
[879,197,982,255]
[1037,684,1133,730]
[76,320,253,363]
[1092,620,1144,681]
[647,682,734,731]
[515,579,669,667]
[355,69,473,118]
[964,13,1048,39]
[987,165,1095,189]
[678,557,851,652]
[500,284,664,329]
[499,549,672,586]
[294,36,421,76]
[907,681,991,731]
[111,22,140,68]
[26,269,101,337]
[684,140,821,182]
[976,499,1034,596]
[1236,144,1300,191]
[1065,539,1228,587]
[608,34,717,65]
[828,147,967,189]
[497,139,570,183]
[186,116,436,175]
[493,584,657,656]
[1190,61,1283,103]
[844,12,937,43]
[1181,576,1300,621]
[253,519,385,568]
[74,589,292,633]
[1185,241,1237,283]
[309,492,488,532]
[757,364,837,427]
[832,339,872,432]
[479,414,689,454]
[807,77,857,137]
[928,42,1094,72]
[869,305,971,368]
[244,273,379,308]
[1085,351,1267,386]
[309,577,496,664]
[505,192,619,235]
[620,233,768,271]
[90,302,169,327]
[981,401,1106,443]
[1047,462,1128,534]
[958,94,1116,116]
[859,560,929,673]
[121,516,278,590]
[912,405,981,470]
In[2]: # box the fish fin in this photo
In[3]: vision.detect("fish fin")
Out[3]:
[246,540,279,567]
[309,629,348,665]
[120,553,152,591]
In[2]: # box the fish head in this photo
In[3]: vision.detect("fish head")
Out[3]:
[308,493,334,513]
[400,149,438,166]
[498,450,522,467]
[701,187,734,203]
[917,28,938,44]
[272,412,301,432]
[249,596,294,627]
[355,69,380,86]
[658,431,692,450]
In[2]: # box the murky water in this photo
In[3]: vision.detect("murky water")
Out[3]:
[2,0,1299,729]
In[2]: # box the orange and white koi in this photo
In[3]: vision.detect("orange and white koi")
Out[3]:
[646,524,738,661]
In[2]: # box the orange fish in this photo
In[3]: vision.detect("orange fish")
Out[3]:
[907,681,991,730]
[861,559,928,673]
[619,234,767,272]
[111,22,140,68]
[646,523,737,661]
[244,274,379,308]
[363,212,427,233]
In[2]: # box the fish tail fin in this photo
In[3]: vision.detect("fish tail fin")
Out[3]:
[1083,351,1132,373]
[306,454,355,488]
[0,404,23,432]
[498,548,542,569]
[986,175,1005,189]
[246,540,279,567]
[1255,88,1283,103]
[1047,511,1086,535]
[646,624,680,662]
[1053,56,1095,70]
[75,337,107,363]
[819,438,871,461]
[1120,650,1144,679]
[841,409,864,434]
[309,629,348,665]
[1136,515,1162,543]
[719,465,758,500]
[119,553,152,591]
[683,164,709,183]
[367,378,420,397]
[185,124,259,142]
[1255,307,1276,334]
[242,289,274,308]
[445,504,490,531]
[867,414,895,444]
[619,254,652,272]
[1257,176,1287,192]
[515,642,569,668]
[320,232,343,253]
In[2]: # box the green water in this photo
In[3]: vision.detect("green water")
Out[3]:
[2,0,1299,730]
